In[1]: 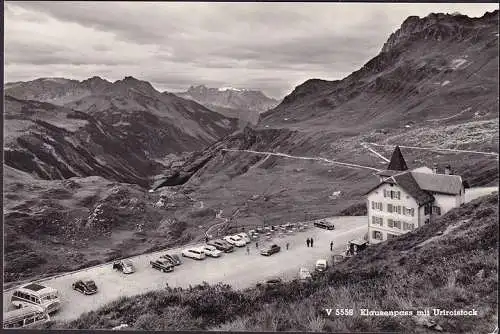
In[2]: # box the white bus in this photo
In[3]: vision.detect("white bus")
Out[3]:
[11,283,61,314]
[3,305,50,328]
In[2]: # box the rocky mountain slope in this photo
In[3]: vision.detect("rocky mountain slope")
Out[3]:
[5,76,239,157]
[175,85,280,125]
[4,77,241,183]
[261,10,499,132]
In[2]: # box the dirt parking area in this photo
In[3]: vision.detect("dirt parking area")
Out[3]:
[3,216,367,322]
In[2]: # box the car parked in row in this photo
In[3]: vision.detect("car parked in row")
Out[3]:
[112,260,135,274]
[201,245,222,257]
[314,220,335,230]
[181,247,206,260]
[260,244,281,256]
[235,232,251,244]
[11,283,61,314]
[160,253,182,266]
[72,279,98,295]
[150,258,175,272]
[223,235,246,247]
[207,239,234,252]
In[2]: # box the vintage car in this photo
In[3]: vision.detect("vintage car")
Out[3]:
[72,279,98,295]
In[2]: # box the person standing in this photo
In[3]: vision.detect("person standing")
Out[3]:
[306,238,310,247]
[205,236,209,243]
[246,245,250,255]
[256,241,259,249]
[286,242,289,250]
[330,241,334,251]
[310,237,314,248]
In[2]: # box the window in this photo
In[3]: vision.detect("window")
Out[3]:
[403,222,415,231]
[433,206,441,215]
[395,205,401,214]
[403,206,414,216]
[387,233,398,239]
[424,204,431,215]
[396,191,401,199]
[387,219,394,228]
[372,201,383,211]
[371,216,383,226]
[383,190,387,198]
[394,221,402,229]
[372,230,383,240]
[387,204,393,213]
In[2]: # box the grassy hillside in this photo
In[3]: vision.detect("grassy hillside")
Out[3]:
[44,193,498,333]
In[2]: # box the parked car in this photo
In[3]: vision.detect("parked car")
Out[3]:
[256,277,283,288]
[3,305,50,329]
[207,239,234,252]
[181,247,206,260]
[315,259,328,272]
[260,244,281,256]
[314,220,335,230]
[235,232,251,244]
[72,279,98,295]
[160,253,182,266]
[112,260,135,274]
[298,268,312,281]
[201,245,222,257]
[150,258,174,272]
[11,283,60,314]
[345,239,368,256]
[223,235,246,247]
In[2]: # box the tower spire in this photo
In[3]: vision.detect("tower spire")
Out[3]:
[387,146,408,171]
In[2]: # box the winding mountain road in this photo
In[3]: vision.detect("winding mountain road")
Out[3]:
[222,149,382,172]
[363,142,499,157]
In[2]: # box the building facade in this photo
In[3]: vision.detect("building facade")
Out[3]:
[366,146,465,244]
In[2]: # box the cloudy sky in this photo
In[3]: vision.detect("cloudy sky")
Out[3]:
[4,2,498,99]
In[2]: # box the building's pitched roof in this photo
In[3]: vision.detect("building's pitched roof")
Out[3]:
[387,146,409,171]
[366,171,434,206]
[411,172,463,195]
[392,172,434,205]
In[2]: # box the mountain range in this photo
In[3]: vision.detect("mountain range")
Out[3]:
[4,76,240,186]
[175,85,280,125]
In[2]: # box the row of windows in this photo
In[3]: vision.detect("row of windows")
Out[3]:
[423,205,442,215]
[371,201,415,217]
[371,216,414,231]
[388,219,415,230]
[13,291,40,304]
[383,190,401,200]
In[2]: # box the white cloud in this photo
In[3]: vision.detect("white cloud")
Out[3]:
[4,2,499,98]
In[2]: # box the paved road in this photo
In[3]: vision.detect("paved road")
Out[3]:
[363,142,499,157]
[3,216,367,322]
[222,149,382,172]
